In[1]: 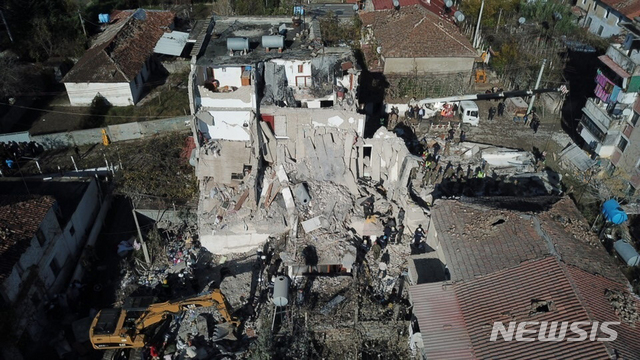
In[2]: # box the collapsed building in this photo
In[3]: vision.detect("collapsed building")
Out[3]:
[186,16,423,263]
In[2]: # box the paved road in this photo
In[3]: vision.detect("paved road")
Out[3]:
[306,3,357,19]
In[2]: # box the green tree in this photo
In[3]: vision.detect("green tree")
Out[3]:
[460,0,520,28]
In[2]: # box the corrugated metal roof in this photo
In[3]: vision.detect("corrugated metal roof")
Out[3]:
[154,31,189,56]
[567,265,640,360]
[599,55,631,79]
[409,282,475,359]
[456,257,610,359]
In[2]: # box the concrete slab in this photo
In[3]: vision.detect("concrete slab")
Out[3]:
[301,216,323,233]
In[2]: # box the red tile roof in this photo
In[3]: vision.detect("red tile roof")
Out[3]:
[63,9,174,83]
[359,5,476,59]
[372,0,458,18]
[431,197,626,283]
[408,282,475,359]
[0,196,56,282]
[372,0,420,10]
[411,257,640,359]
[567,265,640,360]
[456,257,611,359]
[601,0,640,18]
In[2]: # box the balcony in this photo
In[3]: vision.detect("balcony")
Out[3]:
[583,98,626,132]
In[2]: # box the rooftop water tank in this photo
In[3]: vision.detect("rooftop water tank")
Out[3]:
[262,35,285,50]
[602,199,628,224]
[227,37,249,52]
[613,240,640,266]
[454,11,465,22]
[273,276,290,307]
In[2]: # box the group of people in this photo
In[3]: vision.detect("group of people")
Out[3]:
[1,140,44,170]
[487,101,506,121]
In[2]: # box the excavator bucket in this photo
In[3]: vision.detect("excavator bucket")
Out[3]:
[213,323,237,341]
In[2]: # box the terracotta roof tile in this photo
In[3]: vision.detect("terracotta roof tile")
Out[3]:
[360,5,475,59]
[567,265,640,359]
[408,282,475,359]
[63,9,174,83]
[456,258,611,359]
[432,197,626,283]
[410,258,639,359]
[601,0,640,18]
[0,196,56,282]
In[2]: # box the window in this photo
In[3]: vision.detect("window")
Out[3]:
[580,115,606,141]
[231,173,244,180]
[618,136,628,152]
[605,9,610,18]
[582,0,586,4]
[297,64,304,73]
[631,112,639,126]
[597,25,604,36]
[69,225,75,236]
[36,228,46,246]
[585,17,592,27]
[49,258,61,277]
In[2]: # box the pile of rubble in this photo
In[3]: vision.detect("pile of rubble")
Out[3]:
[605,289,640,325]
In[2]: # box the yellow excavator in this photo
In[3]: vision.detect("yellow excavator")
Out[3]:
[89,289,240,349]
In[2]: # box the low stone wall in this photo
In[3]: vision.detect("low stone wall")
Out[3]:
[31,116,191,149]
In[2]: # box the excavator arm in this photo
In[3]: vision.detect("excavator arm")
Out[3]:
[134,289,239,331]
[416,85,569,107]
[90,289,239,350]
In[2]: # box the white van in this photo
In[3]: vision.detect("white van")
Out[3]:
[459,101,480,126]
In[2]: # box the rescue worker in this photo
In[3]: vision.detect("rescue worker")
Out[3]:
[444,141,451,156]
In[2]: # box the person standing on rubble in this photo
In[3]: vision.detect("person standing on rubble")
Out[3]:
[434,166,444,186]
[459,131,466,143]
[378,261,388,278]
[448,128,455,141]
[444,164,455,179]
[397,224,405,244]
[444,141,451,156]
[397,207,405,226]
[422,167,431,188]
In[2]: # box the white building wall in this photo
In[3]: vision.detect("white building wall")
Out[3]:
[212,66,244,87]
[65,60,151,106]
[200,95,254,108]
[585,14,621,38]
[202,110,253,141]
[65,82,135,106]
[271,59,313,88]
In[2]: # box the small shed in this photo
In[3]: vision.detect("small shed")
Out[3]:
[505,97,528,116]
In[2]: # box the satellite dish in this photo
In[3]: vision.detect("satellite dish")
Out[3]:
[376,46,382,54]
[519,17,526,24]
[623,109,633,116]
[445,0,453,7]
[353,4,359,11]
[393,0,400,8]
[454,11,465,22]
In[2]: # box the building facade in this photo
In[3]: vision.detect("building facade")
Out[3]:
[578,43,640,189]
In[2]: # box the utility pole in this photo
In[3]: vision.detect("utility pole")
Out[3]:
[473,0,485,48]
[78,10,87,37]
[0,10,13,43]
[528,58,547,114]
[132,209,151,266]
